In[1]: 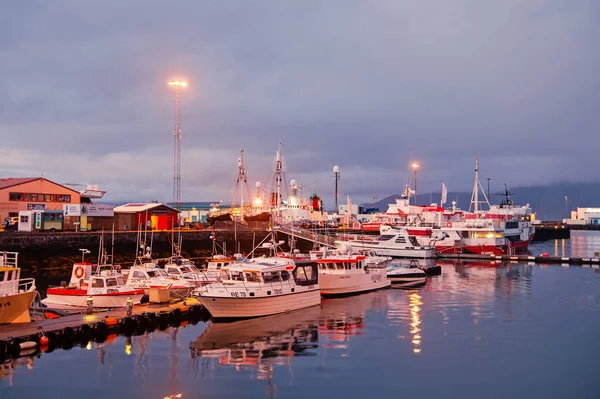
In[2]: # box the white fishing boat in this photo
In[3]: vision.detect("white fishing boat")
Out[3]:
[312,245,390,296]
[42,249,144,308]
[0,251,36,324]
[195,256,321,319]
[342,225,437,259]
[163,258,208,287]
[123,258,194,298]
[122,239,195,297]
[43,263,145,308]
[163,242,208,287]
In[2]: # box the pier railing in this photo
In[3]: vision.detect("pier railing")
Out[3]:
[273,223,337,248]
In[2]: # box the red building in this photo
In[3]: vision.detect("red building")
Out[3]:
[113,203,180,231]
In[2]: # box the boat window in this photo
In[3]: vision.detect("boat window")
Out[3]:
[293,263,318,286]
[395,237,406,244]
[281,270,291,281]
[92,278,104,288]
[167,267,178,275]
[336,263,345,270]
[117,277,125,285]
[230,271,244,281]
[133,271,146,279]
[106,278,118,287]
[327,263,336,270]
[180,266,193,273]
[220,270,231,280]
[0,271,4,281]
[409,237,420,246]
[147,270,157,278]
[262,271,280,282]
[378,235,395,241]
[217,263,222,269]
[245,272,261,282]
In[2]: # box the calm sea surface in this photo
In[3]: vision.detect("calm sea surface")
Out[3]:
[2,232,600,398]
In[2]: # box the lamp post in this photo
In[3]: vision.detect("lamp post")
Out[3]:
[333,165,340,213]
[487,178,491,200]
[168,80,188,212]
[411,163,419,206]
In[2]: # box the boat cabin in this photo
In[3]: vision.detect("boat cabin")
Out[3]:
[218,261,318,287]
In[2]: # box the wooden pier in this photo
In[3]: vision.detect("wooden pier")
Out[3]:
[0,298,207,360]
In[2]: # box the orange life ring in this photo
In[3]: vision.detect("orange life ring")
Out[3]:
[446,222,452,228]
[74,265,85,279]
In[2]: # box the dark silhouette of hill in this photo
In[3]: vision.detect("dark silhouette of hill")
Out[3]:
[367,182,600,221]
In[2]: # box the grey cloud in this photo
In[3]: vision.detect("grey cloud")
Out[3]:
[1,0,598,207]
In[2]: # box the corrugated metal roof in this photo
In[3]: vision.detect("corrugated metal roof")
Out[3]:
[0,177,39,190]
[114,203,180,213]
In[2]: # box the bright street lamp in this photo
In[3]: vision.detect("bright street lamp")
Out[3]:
[411,163,419,205]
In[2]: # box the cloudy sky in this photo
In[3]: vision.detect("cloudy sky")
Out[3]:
[1,1,598,208]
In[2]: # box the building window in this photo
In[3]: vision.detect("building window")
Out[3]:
[9,192,22,201]
[8,192,71,202]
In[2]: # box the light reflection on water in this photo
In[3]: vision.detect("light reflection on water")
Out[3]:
[2,234,600,398]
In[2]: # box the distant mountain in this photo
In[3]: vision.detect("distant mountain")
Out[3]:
[365,182,600,221]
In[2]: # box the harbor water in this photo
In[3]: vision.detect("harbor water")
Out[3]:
[2,232,599,398]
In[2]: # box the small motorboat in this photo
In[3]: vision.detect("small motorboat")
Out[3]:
[386,260,426,284]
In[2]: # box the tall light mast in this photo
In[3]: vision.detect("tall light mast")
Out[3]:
[168,80,187,210]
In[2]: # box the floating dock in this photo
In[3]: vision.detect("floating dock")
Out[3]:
[437,253,600,265]
[0,298,208,361]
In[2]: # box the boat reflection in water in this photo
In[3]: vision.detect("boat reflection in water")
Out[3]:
[190,290,388,391]
[387,259,534,353]
[1,355,35,386]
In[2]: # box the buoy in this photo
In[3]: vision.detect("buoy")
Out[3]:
[40,336,49,346]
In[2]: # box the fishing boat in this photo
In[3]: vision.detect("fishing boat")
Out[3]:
[0,251,36,324]
[122,238,195,298]
[195,254,321,319]
[42,249,145,309]
[123,259,194,298]
[163,241,208,287]
[312,245,390,297]
[341,225,437,259]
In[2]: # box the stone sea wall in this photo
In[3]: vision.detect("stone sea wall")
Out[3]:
[0,229,310,272]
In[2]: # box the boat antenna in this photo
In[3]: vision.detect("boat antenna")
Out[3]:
[111,223,115,265]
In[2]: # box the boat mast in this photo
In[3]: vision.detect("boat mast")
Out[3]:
[276,144,282,220]
[469,157,491,212]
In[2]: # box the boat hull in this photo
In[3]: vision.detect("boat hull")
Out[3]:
[434,239,532,256]
[319,270,391,297]
[388,274,426,284]
[200,289,321,319]
[42,290,145,308]
[0,289,35,324]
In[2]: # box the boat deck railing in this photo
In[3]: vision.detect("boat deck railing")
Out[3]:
[0,251,19,268]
